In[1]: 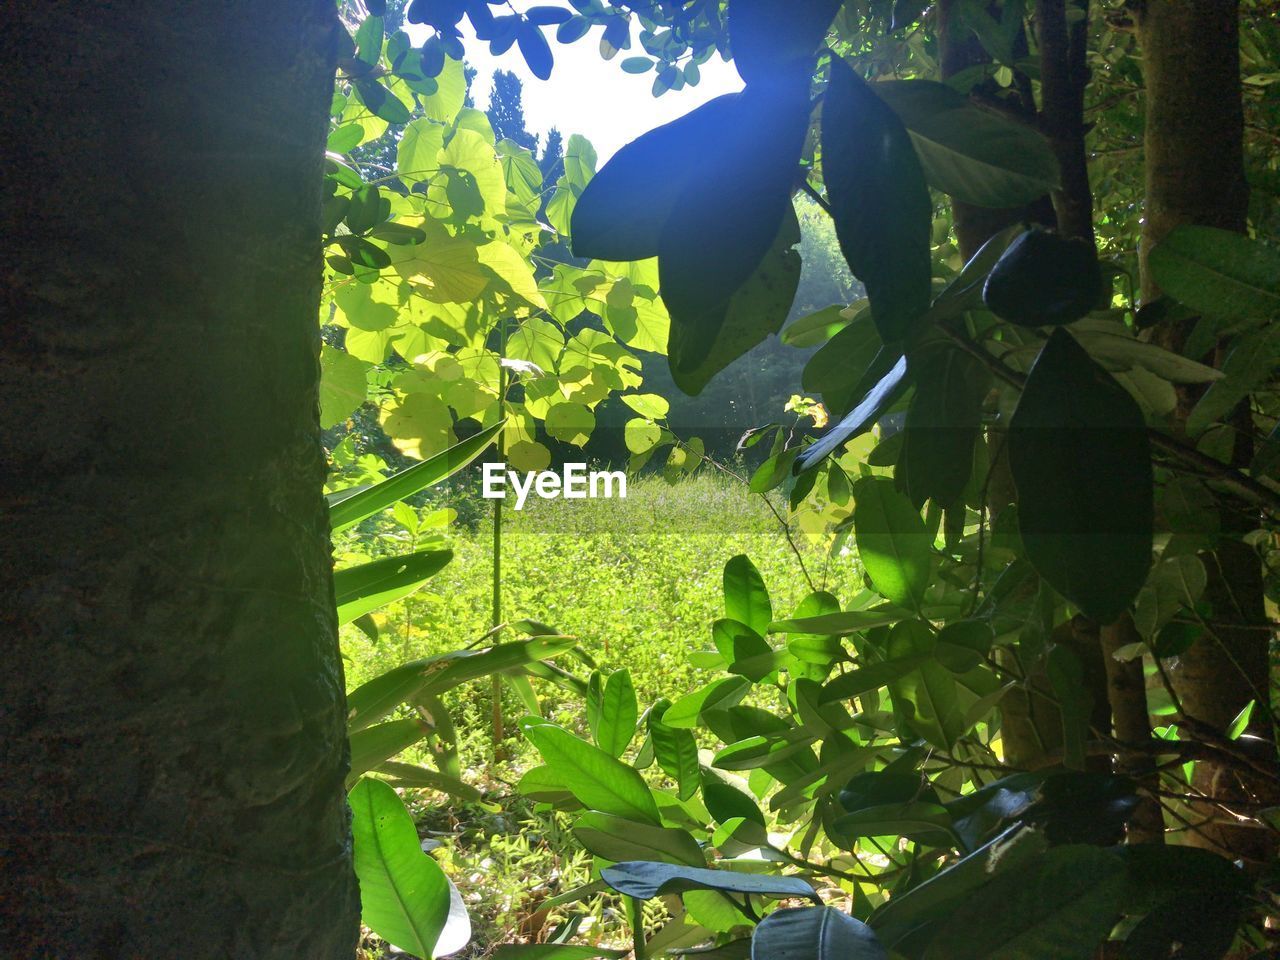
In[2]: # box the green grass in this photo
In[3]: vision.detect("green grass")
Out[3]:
[338,470,860,956]
[341,470,857,704]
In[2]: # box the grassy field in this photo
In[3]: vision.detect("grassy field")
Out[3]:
[338,471,860,955]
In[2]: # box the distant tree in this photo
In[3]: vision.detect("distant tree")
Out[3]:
[487,69,537,150]
[539,126,565,183]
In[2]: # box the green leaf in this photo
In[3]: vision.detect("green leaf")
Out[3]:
[649,701,700,801]
[348,719,427,786]
[920,846,1127,960]
[334,549,453,625]
[853,477,931,609]
[573,811,705,866]
[621,56,654,73]
[665,187,803,396]
[886,620,966,749]
[596,669,638,758]
[320,344,370,429]
[570,94,747,261]
[873,80,1060,208]
[329,420,504,532]
[350,778,452,958]
[729,0,843,84]
[662,676,752,728]
[801,311,885,415]
[823,57,932,344]
[898,345,989,507]
[820,656,928,703]
[377,761,482,802]
[751,906,887,960]
[1148,225,1280,322]
[724,554,772,635]
[869,825,1049,947]
[770,605,910,636]
[346,635,576,733]
[522,721,662,825]
[782,304,857,348]
[1186,323,1280,435]
[600,861,819,902]
[1008,329,1153,623]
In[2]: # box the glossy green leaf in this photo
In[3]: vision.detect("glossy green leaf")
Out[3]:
[522,721,661,825]
[346,635,577,733]
[1186,324,1280,435]
[329,420,504,532]
[752,906,887,960]
[334,549,453,625]
[1008,329,1153,623]
[887,620,967,749]
[770,605,910,636]
[662,676,752,728]
[649,700,701,800]
[853,477,931,609]
[350,778,453,959]
[573,811,705,866]
[596,669,638,758]
[724,554,772,635]
[823,57,931,344]
[347,719,426,785]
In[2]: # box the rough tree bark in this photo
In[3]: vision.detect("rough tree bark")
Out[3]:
[0,3,360,957]
[1135,0,1276,866]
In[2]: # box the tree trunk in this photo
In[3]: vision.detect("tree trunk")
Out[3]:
[1136,0,1276,867]
[0,4,359,957]
[1034,0,1095,243]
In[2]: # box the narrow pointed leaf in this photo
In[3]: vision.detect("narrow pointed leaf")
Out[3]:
[600,861,819,902]
[329,420,504,532]
[334,549,453,625]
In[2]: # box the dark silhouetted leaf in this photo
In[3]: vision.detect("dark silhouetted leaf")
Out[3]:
[729,0,844,84]
[823,57,931,344]
[751,906,887,960]
[898,345,990,507]
[1008,329,1153,623]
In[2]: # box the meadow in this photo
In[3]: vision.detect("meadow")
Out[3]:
[337,471,859,954]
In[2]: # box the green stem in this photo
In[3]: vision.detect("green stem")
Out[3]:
[628,896,647,960]
[491,315,509,760]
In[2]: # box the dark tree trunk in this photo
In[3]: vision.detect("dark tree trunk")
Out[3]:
[0,4,359,957]
[1035,0,1095,243]
[1136,0,1276,867]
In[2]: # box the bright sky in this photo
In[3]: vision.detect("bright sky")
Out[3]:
[453,23,745,161]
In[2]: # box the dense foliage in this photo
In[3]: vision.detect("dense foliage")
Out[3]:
[319,2,1280,959]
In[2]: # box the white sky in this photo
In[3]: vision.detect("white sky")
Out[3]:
[441,23,745,161]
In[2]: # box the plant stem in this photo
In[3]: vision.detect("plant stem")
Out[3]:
[492,315,509,761]
[628,896,647,960]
